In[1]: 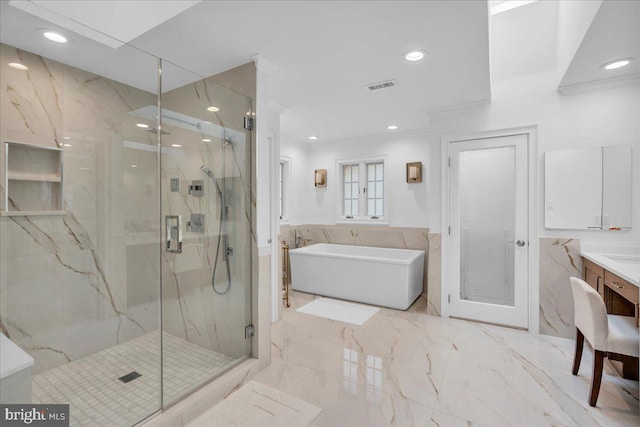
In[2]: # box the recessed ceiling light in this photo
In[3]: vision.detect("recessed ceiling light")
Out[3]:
[43,31,68,44]
[387,125,398,130]
[171,144,182,147]
[63,143,72,147]
[8,62,28,71]
[207,106,220,112]
[601,58,633,70]
[130,164,138,168]
[79,167,89,171]
[63,136,71,140]
[136,123,150,129]
[202,138,212,142]
[404,50,427,62]
[308,136,318,140]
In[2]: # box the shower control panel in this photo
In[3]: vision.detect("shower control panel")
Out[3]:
[188,180,204,197]
[187,213,205,233]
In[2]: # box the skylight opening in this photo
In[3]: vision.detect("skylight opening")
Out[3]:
[490,0,539,16]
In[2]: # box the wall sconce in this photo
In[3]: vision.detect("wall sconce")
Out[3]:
[313,169,327,187]
[314,169,327,187]
[406,162,422,183]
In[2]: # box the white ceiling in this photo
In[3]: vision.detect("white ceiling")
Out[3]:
[3,1,635,143]
[559,0,640,89]
[0,1,204,92]
[9,0,201,49]
[130,1,492,142]
[0,1,492,143]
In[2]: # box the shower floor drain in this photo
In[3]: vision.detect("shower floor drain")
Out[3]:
[118,371,142,383]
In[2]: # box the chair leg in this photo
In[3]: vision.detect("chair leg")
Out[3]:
[572,328,584,375]
[589,350,605,407]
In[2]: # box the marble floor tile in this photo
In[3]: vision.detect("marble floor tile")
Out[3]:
[274,310,358,345]
[362,308,460,351]
[314,327,452,409]
[251,358,314,393]
[429,409,487,427]
[286,291,319,310]
[260,292,639,427]
[271,326,341,370]
[435,348,583,427]
[289,369,433,427]
[189,381,320,427]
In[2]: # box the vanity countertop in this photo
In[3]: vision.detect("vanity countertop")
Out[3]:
[580,249,640,288]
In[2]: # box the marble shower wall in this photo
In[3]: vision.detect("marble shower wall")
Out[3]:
[279,224,441,316]
[158,69,254,360]
[0,44,257,375]
[0,44,161,373]
[539,237,582,338]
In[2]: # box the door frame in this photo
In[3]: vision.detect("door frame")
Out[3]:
[440,126,539,333]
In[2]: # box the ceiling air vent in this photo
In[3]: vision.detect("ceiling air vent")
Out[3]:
[365,79,398,92]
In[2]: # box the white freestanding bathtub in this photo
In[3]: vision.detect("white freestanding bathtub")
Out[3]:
[289,243,424,310]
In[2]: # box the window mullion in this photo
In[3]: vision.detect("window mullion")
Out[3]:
[359,161,366,217]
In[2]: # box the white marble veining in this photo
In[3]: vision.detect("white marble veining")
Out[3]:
[427,233,441,316]
[188,381,320,427]
[539,237,582,338]
[0,43,161,374]
[0,43,255,381]
[254,290,639,427]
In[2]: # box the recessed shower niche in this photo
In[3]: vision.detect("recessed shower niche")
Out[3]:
[3,141,64,215]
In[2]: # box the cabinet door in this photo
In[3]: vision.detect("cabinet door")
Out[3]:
[582,258,604,299]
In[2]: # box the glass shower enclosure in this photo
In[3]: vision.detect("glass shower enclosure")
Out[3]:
[0,4,252,426]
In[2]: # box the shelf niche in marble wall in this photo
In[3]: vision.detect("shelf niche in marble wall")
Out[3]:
[3,141,64,215]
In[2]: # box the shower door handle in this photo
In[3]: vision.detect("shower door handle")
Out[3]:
[166,215,183,254]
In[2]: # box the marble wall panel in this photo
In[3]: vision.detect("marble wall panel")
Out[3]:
[427,233,442,316]
[0,43,161,373]
[539,237,582,338]
[0,44,258,375]
[159,71,254,361]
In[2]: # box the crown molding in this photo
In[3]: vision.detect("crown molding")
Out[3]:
[251,54,277,76]
[422,98,491,116]
[557,73,640,95]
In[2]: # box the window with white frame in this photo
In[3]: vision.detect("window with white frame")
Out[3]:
[342,163,359,217]
[366,162,384,217]
[338,157,386,221]
[279,159,290,221]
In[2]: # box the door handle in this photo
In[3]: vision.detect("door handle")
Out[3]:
[515,240,526,247]
[166,215,183,254]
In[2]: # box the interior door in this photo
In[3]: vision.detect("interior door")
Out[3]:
[449,134,529,328]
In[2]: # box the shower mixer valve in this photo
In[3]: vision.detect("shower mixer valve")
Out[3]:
[187,213,205,233]
[188,180,204,197]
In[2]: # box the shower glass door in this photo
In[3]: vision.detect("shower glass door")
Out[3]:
[159,61,253,406]
[0,10,163,425]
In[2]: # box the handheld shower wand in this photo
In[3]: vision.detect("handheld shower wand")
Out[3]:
[200,165,222,196]
[200,165,231,295]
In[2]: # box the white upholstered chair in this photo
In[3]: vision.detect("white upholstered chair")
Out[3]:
[569,277,639,406]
